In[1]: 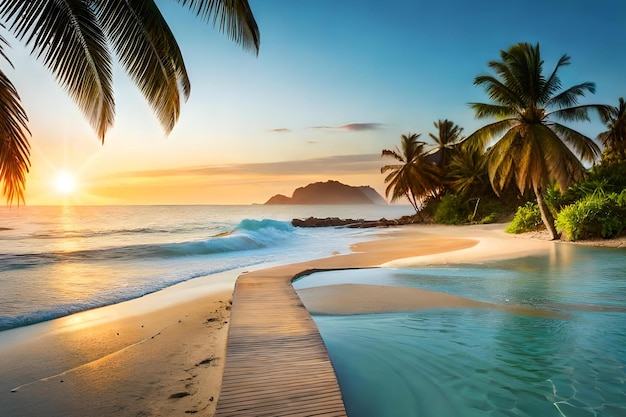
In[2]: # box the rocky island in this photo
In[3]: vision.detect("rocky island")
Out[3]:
[264,180,387,205]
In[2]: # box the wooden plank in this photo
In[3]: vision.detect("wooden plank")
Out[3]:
[215,268,348,417]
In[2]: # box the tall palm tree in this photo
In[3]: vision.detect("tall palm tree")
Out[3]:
[598,97,626,163]
[465,42,611,239]
[428,119,464,169]
[0,0,260,204]
[381,133,442,213]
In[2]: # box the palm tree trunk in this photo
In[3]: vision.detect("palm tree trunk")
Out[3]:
[534,185,559,240]
[405,192,424,221]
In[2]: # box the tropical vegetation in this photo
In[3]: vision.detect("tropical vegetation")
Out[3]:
[555,190,626,240]
[505,202,542,234]
[0,0,260,204]
[382,42,625,241]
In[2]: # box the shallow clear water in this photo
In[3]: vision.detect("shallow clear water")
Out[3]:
[298,245,626,417]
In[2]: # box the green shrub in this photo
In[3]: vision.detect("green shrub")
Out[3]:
[544,183,566,215]
[479,212,498,224]
[505,202,543,234]
[555,191,626,240]
[433,194,468,224]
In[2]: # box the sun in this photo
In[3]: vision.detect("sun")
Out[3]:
[54,171,78,195]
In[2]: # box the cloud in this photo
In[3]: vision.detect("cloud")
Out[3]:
[339,123,383,131]
[309,122,383,132]
[101,154,384,180]
[268,128,291,133]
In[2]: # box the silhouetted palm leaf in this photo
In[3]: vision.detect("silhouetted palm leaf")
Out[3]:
[175,0,260,54]
[0,33,30,204]
[95,0,189,134]
[0,0,259,204]
[1,0,114,141]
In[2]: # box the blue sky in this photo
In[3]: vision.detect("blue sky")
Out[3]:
[7,0,626,204]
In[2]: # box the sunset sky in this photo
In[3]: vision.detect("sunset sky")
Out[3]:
[7,0,626,205]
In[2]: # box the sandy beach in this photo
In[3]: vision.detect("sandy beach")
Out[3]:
[0,270,239,416]
[0,223,564,416]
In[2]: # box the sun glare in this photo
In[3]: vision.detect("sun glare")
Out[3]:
[54,172,77,195]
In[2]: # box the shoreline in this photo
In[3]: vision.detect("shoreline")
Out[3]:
[0,268,244,417]
[1,223,617,416]
[515,228,626,248]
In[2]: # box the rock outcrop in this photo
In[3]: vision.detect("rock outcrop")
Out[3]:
[291,214,424,228]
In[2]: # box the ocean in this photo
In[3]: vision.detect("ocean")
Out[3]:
[0,204,414,332]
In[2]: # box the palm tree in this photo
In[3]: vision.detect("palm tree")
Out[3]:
[598,97,626,163]
[465,42,611,239]
[0,0,260,204]
[428,119,464,169]
[381,133,442,213]
[446,145,488,198]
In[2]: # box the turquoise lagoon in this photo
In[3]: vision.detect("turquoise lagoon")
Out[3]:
[294,244,626,417]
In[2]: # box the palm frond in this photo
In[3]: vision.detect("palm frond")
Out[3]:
[96,0,191,135]
[494,43,544,106]
[486,60,524,102]
[517,124,548,192]
[381,149,404,163]
[174,0,260,54]
[0,26,13,66]
[534,124,585,190]
[474,75,522,108]
[380,164,403,174]
[549,104,611,124]
[462,119,516,153]
[550,122,601,163]
[0,68,30,205]
[485,127,519,193]
[578,103,614,125]
[540,54,568,103]
[1,0,115,141]
[469,102,518,119]
[547,82,595,109]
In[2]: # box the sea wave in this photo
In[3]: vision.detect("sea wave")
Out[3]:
[0,221,298,330]
[161,219,295,256]
[0,219,295,272]
[24,225,200,240]
[0,265,244,331]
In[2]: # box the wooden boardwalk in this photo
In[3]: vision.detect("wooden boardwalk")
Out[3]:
[214,265,348,417]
